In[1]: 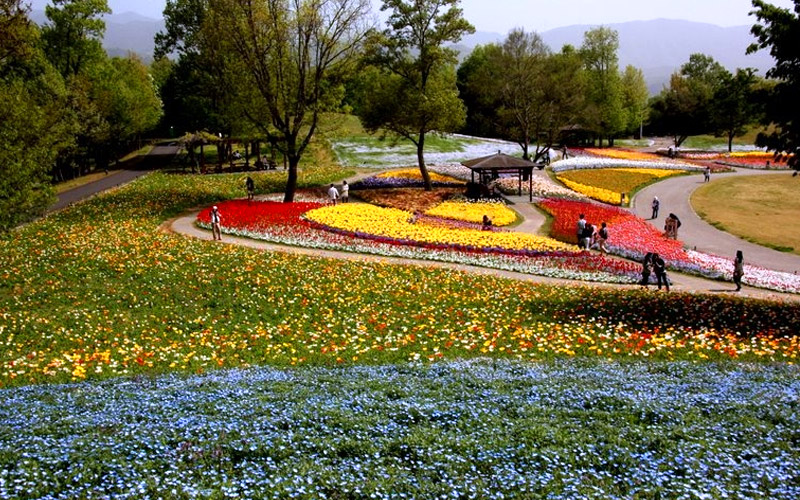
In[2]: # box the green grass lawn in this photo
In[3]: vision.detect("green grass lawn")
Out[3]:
[692,173,800,254]
[681,127,770,150]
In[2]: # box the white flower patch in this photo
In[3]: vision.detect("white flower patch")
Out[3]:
[551,157,702,173]
[428,163,473,181]
[686,250,800,294]
[332,134,523,168]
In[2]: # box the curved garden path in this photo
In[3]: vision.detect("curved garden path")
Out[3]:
[630,167,800,275]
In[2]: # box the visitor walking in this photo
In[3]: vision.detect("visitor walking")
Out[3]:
[591,222,609,252]
[651,196,660,219]
[704,166,711,182]
[733,250,744,291]
[652,253,669,291]
[245,176,255,201]
[328,184,339,205]
[576,213,586,248]
[211,205,222,241]
[641,252,653,287]
[341,180,349,203]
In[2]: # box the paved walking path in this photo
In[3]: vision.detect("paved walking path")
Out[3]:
[49,145,180,213]
[630,167,800,275]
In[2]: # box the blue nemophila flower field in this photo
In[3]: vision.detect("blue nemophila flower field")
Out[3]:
[1,360,799,499]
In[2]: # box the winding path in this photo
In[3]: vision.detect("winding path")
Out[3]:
[630,167,800,275]
[49,145,180,213]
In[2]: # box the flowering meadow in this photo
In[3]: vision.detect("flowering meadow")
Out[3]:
[3,166,800,498]
[539,198,800,293]
[581,148,665,161]
[352,187,463,212]
[351,169,465,189]
[2,360,800,499]
[3,170,800,390]
[197,199,641,285]
[303,204,571,253]
[552,157,701,173]
[555,168,682,205]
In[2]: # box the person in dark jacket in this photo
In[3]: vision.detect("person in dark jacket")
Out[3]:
[652,253,669,291]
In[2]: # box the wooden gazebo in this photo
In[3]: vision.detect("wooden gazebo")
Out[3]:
[461,151,543,202]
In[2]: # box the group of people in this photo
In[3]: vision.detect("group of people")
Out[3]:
[640,252,670,291]
[327,181,349,205]
[576,214,609,252]
[641,250,745,292]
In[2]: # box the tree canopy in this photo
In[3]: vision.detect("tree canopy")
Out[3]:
[748,0,800,170]
[204,0,372,201]
[357,0,474,190]
[0,0,73,230]
[580,27,625,146]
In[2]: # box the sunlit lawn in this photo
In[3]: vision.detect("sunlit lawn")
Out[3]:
[692,172,800,254]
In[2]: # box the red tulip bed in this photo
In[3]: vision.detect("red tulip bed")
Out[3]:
[539,198,800,293]
[197,199,641,283]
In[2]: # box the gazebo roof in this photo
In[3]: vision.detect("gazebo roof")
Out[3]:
[461,151,541,171]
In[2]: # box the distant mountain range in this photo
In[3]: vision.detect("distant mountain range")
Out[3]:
[29,12,774,93]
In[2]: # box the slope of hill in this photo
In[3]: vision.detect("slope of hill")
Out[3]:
[30,10,163,61]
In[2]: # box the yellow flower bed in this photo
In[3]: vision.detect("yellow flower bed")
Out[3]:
[424,201,518,226]
[559,178,622,205]
[585,149,665,161]
[557,168,683,205]
[377,168,460,183]
[305,204,571,252]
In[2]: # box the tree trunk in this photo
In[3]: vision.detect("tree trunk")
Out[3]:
[244,143,250,169]
[283,155,300,202]
[728,133,734,153]
[416,131,432,191]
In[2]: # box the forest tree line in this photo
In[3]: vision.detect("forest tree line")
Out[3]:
[2,0,798,230]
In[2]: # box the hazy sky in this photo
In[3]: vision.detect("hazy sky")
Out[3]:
[28,0,798,33]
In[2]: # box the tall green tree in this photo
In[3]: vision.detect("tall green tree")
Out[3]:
[205,0,372,201]
[40,0,110,78]
[580,27,625,146]
[495,29,550,160]
[1,0,73,230]
[712,68,759,152]
[748,0,800,171]
[358,0,474,190]
[649,53,729,147]
[456,43,504,139]
[620,65,649,137]
[155,0,232,139]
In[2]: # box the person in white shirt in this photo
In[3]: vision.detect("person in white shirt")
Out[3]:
[341,180,349,203]
[210,206,222,240]
[328,184,339,205]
